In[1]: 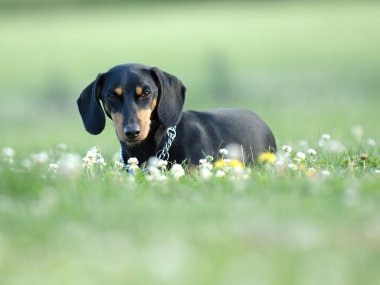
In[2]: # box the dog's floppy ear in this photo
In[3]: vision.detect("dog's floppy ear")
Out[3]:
[77,73,105,135]
[151,67,186,127]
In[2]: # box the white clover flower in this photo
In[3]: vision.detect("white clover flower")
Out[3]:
[321,170,330,177]
[367,138,376,147]
[2,147,15,159]
[82,156,94,168]
[219,148,229,156]
[82,146,107,168]
[321,134,331,141]
[351,125,363,140]
[146,166,167,182]
[325,140,345,153]
[206,155,214,162]
[21,159,32,169]
[199,158,213,170]
[57,143,68,151]
[114,161,124,169]
[31,152,49,165]
[298,140,309,149]
[171,164,185,178]
[215,170,226,178]
[97,157,106,168]
[307,149,317,156]
[288,163,298,171]
[230,166,245,176]
[48,163,59,174]
[128,164,139,172]
[226,143,243,160]
[199,167,212,180]
[281,145,293,154]
[127,157,138,165]
[296,152,306,161]
[59,153,81,177]
[305,167,316,177]
[157,159,168,170]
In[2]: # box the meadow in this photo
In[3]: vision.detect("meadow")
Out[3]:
[1,1,380,284]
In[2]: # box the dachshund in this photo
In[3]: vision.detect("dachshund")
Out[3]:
[77,63,276,165]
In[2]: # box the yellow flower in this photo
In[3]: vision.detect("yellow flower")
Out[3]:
[214,159,244,169]
[230,159,244,168]
[258,152,277,165]
[214,159,225,168]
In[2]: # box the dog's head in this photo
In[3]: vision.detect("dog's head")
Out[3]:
[77,64,186,144]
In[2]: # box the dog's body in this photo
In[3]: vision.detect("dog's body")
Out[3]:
[77,63,276,165]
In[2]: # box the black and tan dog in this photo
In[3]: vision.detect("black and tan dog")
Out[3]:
[77,63,276,165]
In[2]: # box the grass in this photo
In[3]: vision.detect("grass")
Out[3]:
[1,1,380,284]
[1,139,380,284]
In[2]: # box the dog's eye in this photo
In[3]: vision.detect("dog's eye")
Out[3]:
[109,93,119,100]
[143,90,151,96]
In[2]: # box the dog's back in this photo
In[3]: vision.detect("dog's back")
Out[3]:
[173,108,276,163]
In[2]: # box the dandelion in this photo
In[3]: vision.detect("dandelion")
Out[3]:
[281,145,293,154]
[307,149,317,156]
[171,164,185,179]
[296,152,306,161]
[288,163,298,171]
[199,167,212,180]
[258,152,277,165]
[215,170,226,178]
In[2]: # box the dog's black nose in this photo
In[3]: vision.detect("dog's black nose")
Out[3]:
[124,124,141,139]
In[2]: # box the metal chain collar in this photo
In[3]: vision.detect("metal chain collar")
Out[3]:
[156,126,177,161]
[120,126,177,170]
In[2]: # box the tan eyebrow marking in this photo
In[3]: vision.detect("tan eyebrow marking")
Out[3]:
[136,86,143,96]
[114,87,123,96]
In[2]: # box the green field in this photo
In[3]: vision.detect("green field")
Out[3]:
[1,2,380,284]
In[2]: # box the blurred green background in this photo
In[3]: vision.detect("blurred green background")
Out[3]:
[1,0,379,153]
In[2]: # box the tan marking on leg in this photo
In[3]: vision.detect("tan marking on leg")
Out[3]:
[114,87,123,96]
[136,109,152,140]
[110,112,125,140]
[135,86,143,96]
